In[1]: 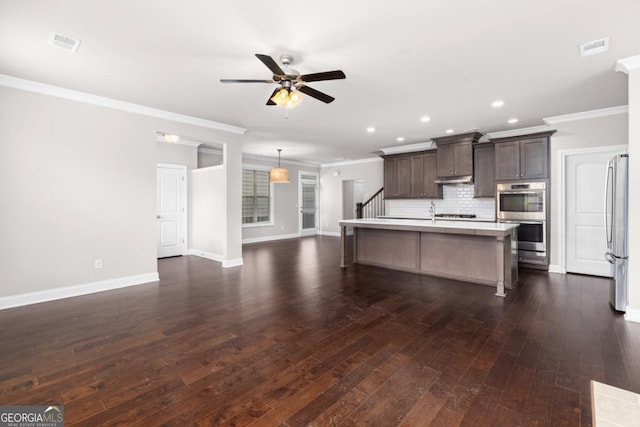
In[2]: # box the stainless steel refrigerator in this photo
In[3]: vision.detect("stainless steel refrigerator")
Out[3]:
[605,153,629,312]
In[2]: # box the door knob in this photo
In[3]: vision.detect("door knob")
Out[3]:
[156,215,161,219]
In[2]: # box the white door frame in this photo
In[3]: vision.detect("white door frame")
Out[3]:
[557,145,627,274]
[157,162,188,256]
[299,171,319,236]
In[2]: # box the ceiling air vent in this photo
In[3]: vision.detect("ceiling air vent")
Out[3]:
[580,37,609,57]
[48,32,81,53]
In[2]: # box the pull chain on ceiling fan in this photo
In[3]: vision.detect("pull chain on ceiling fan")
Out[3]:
[221,54,346,108]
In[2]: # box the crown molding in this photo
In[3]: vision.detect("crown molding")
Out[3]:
[321,157,383,168]
[0,74,247,135]
[379,141,435,155]
[615,55,640,74]
[485,125,551,139]
[544,105,628,125]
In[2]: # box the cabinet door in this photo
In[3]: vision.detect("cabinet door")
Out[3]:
[396,156,411,197]
[474,144,495,197]
[453,141,473,176]
[520,137,548,179]
[422,152,442,198]
[384,158,398,198]
[436,144,455,177]
[495,141,520,181]
[410,155,425,197]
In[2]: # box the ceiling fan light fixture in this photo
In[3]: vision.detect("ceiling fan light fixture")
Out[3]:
[271,87,303,108]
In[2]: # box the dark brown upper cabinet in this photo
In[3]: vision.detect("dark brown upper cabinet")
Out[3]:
[384,155,411,198]
[383,151,442,199]
[473,143,495,197]
[491,131,555,181]
[432,131,482,180]
[411,151,443,199]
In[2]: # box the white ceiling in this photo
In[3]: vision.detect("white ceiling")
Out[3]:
[1,0,638,164]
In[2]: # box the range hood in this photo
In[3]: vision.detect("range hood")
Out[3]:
[434,175,473,184]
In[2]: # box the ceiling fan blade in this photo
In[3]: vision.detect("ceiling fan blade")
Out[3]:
[299,70,346,83]
[220,79,273,83]
[255,54,285,76]
[297,85,335,103]
[266,88,279,105]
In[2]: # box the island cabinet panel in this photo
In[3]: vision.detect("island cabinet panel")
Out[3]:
[411,152,442,198]
[473,143,495,197]
[384,156,411,198]
[355,228,420,270]
[420,233,499,283]
[492,131,554,181]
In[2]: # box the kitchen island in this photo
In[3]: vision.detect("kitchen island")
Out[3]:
[339,218,519,296]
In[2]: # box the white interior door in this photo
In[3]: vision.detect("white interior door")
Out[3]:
[157,165,186,258]
[566,149,622,276]
[299,172,319,236]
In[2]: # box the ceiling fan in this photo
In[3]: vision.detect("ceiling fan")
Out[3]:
[220,54,346,107]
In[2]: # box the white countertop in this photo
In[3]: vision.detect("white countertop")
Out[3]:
[378,215,496,223]
[339,217,518,237]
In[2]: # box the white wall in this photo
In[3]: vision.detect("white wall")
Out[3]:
[626,65,640,319]
[320,158,384,235]
[241,157,320,242]
[190,166,226,258]
[0,84,244,306]
[0,87,157,299]
[549,113,629,268]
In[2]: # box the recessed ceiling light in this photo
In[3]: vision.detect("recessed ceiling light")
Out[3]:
[420,116,431,123]
[445,129,454,134]
[508,118,519,124]
[366,127,375,133]
[491,100,504,108]
[396,137,405,142]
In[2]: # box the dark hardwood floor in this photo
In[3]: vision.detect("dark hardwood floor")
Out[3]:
[1,236,639,426]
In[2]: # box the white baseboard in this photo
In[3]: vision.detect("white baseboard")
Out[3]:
[242,233,300,244]
[222,258,244,268]
[188,250,243,268]
[0,272,159,310]
[624,307,640,323]
[548,264,566,274]
[187,249,223,262]
[318,231,341,237]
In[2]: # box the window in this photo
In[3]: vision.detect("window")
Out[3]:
[242,169,271,225]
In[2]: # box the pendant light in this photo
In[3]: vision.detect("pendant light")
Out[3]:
[270,149,289,183]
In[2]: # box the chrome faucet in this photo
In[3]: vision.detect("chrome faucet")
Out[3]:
[429,201,436,223]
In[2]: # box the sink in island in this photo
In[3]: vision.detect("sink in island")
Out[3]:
[339,218,519,297]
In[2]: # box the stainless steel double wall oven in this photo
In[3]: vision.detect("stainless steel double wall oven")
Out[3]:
[497,182,547,264]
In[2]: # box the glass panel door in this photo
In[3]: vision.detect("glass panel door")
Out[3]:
[299,172,319,235]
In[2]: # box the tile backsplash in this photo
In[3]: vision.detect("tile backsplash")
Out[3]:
[387,183,496,220]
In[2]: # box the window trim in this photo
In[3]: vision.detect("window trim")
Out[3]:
[242,164,275,228]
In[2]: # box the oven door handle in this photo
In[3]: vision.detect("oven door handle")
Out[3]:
[498,220,545,225]
[498,191,544,195]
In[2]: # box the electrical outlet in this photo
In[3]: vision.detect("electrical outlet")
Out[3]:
[94,259,103,269]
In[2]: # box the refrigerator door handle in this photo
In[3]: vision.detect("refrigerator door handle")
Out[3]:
[604,161,614,249]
